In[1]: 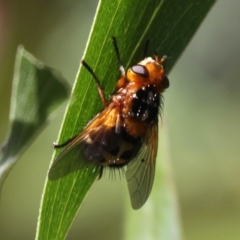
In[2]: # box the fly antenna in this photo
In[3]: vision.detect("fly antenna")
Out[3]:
[143,39,150,58]
[153,50,160,63]
[112,37,125,76]
[160,55,168,64]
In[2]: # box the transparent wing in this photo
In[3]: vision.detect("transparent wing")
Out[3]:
[126,123,158,209]
[48,131,95,180]
[48,106,119,180]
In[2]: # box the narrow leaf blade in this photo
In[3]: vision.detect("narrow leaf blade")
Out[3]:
[0,46,70,189]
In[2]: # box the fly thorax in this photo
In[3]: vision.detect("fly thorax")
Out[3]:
[128,85,160,123]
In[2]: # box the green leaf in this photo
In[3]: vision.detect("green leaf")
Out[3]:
[0,46,70,190]
[37,0,215,239]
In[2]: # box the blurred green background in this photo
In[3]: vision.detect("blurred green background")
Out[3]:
[0,1,239,239]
